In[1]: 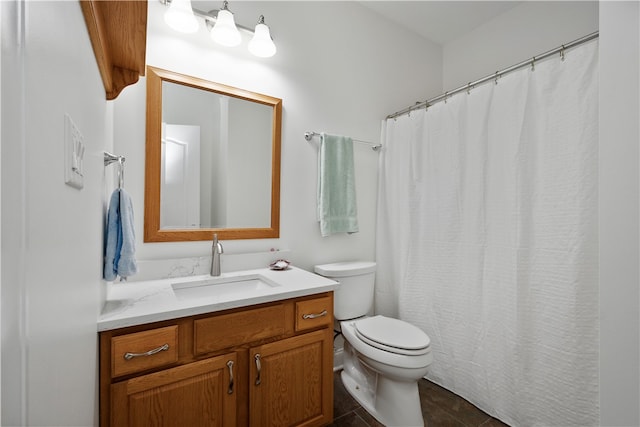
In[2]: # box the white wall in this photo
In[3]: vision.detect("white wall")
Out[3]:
[1,4,26,422]
[443,1,599,90]
[599,2,640,425]
[113,1,442,271]
[1,1,106,425]
[0,2,3,419]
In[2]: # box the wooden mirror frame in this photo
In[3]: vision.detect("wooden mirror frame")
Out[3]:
[144,66,282,242]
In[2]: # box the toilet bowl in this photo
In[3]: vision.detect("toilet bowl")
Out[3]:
[340,316,432,426]
[314,262,433,427]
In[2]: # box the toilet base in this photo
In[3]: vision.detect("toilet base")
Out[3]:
[333,348,344,372]
[340,368,425,427]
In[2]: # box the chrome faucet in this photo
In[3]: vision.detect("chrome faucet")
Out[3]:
[211,234,224,276]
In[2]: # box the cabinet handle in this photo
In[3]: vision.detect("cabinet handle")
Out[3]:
[123,343,169,360]
[254,354,261,386]
[227,360,234,394]
[302,310,327,320]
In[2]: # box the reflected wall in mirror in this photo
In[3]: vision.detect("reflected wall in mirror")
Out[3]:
[144,66,282,242]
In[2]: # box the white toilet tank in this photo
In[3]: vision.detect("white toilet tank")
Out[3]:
[314,261,377,321]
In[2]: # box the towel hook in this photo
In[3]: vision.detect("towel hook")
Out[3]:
[104,151,126,189]
[117,158,125,189]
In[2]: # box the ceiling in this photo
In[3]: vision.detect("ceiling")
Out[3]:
[358,1,521,45]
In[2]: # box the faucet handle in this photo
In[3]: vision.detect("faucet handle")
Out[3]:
[212,233,224,253]
[211,234,224,276]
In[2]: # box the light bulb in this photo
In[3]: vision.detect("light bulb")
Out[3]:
[248,17,276,58]
[211,8,241,47]
[164,0,199,34]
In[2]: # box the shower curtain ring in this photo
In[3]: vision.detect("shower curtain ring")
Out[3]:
[467,83,472,95]
[531,56,536,71]
[560,45,566,61]
[494,71,499,85]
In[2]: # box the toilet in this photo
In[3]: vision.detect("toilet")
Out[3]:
[314,261,432,427]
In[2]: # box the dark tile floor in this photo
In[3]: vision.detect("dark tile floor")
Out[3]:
[329,371,510,427]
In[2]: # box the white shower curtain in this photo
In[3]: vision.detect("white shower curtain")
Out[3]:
[376,41,599,426]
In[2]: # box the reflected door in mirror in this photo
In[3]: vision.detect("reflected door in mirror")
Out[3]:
[161,124,201,228]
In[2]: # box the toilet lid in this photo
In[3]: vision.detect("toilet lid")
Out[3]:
[354,316,431,356]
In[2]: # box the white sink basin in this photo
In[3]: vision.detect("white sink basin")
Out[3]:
[171,274,281,300]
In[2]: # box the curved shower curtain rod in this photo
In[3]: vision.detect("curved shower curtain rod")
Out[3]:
[387,31,599,120]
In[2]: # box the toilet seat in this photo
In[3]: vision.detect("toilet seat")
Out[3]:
[341,319,433,371]
[354,316,431,356]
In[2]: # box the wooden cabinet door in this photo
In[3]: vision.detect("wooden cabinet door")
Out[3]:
[111,353,237,427]
[249,329,333,427]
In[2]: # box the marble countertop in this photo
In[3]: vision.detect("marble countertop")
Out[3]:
[98,266,339,331]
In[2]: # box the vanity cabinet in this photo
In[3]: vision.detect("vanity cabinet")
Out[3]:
[249,331,328,426]
[99,292,334,427]
[111,353,237,427]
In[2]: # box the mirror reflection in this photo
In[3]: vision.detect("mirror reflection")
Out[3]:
[161,82,273,229]
[144,66,282,242]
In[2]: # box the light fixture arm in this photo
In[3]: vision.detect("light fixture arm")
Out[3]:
[202,9,255,35]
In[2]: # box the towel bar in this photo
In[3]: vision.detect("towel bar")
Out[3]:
[304,131,382,151]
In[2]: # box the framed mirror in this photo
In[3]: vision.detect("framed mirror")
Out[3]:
[144,66,282,242]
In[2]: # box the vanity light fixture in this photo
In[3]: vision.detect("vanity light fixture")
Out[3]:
[163,0,199,33]
[210,1,241,47]
[248,16,277,58]
[160,0,277,58]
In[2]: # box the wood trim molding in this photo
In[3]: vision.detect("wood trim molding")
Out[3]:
[80,0,147,100]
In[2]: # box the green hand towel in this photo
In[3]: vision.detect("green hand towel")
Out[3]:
[317,133,359,237]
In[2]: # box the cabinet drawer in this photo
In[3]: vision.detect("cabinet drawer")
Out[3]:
[111,326,178,377]
[295,296,332,332]
[194,304,287,355]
